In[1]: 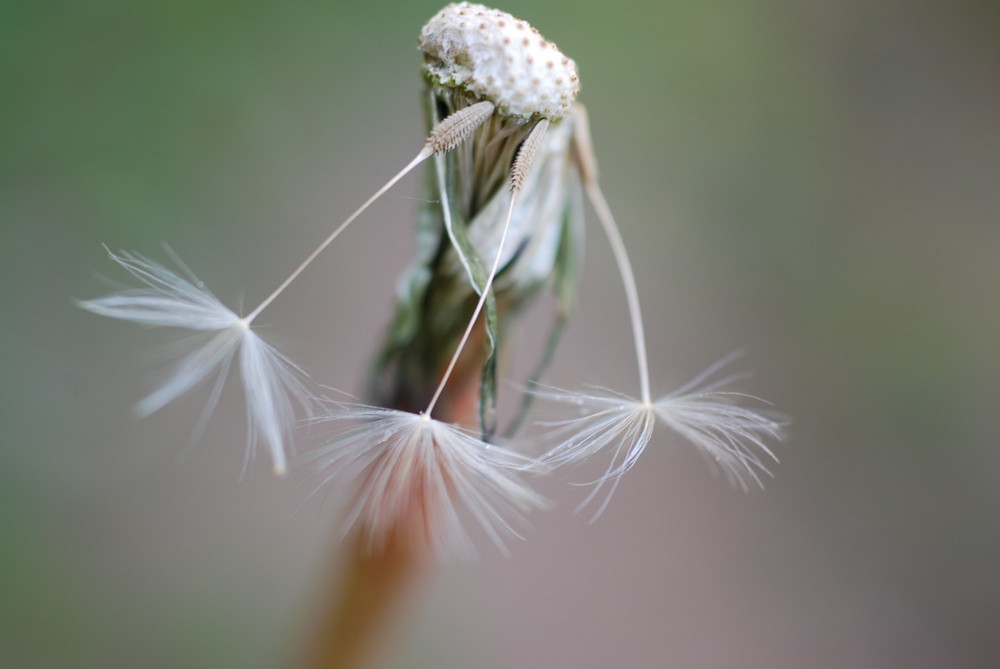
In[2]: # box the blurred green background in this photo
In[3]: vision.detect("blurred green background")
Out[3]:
[2,0,998,667]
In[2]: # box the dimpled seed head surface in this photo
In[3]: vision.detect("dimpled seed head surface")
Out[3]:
[419,3,580,120]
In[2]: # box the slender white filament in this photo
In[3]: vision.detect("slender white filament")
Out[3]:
[424,192,517,417]
[584,179,652,405]
[424,120,549,417]
[244,102,496,324]
[243,149,431,324]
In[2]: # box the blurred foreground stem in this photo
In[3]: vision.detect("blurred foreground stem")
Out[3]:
[302,526,425,669]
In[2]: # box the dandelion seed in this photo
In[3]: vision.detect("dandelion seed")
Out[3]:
[535,365,782,519]
[535,105,784,513]
[77,248,313,475]
[309,8,573,555]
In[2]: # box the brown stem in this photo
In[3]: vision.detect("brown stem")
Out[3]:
[300,525,426,669]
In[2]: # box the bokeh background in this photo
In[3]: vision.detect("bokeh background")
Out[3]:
[2,1,998,667]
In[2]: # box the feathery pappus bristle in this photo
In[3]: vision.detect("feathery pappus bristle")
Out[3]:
[78,248,314,475]
[534,357,784,517]
[307,405,547,559]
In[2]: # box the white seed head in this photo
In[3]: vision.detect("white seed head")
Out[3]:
[419,2,580,119]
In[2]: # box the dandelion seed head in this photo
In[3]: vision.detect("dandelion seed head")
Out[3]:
[420,3,579,119]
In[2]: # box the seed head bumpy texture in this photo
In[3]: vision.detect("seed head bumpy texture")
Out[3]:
[419,3,580,119]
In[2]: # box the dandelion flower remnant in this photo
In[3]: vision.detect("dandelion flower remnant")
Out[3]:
[78,2,782,556]
[311,4,581,557]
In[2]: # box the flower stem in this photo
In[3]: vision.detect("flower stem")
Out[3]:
[300,524,425,669]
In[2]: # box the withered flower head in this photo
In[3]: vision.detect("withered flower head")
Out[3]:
[80,3,783,558]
